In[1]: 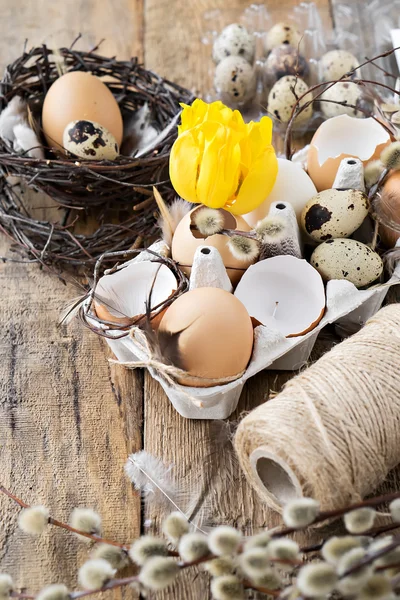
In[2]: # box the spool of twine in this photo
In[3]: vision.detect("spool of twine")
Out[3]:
[235,304,400,513]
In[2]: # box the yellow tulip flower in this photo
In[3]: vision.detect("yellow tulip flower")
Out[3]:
[170,99,278,215]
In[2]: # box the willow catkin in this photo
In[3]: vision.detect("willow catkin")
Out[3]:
[235,304,400,513]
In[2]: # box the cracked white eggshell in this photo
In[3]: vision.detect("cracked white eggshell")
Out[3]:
[307,115,391,191]
[243,158,317,227]
[94,261,177,326]
[234,256,325,337]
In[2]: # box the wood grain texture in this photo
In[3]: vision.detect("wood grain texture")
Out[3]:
[2,2,399,600]
[0,1,144,597]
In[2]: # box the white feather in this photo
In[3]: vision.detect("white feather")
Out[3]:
[59,294,88,325]
[158,197,192,246]
[0,96,27,142]
[136,112,181,158]
[125,451,180,508]
[13,123,44,159]
[125,423,238,534]
[125,451,207,534]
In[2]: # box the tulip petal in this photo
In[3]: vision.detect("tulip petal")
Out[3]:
[169,131,201,203]
[226,145,278,215]
[196,122,241,208]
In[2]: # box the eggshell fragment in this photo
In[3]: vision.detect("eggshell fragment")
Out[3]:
[214,56,257,106]
[94,261,177,327]
[213,24,256,65]
[172,207,254,285]
[42,71,123,151]
[307,115,391,191]
[311,239,383,288]
[267,76,312,124]
[301,189,369,242]
[158,287,254,387]
[243,158,317,226]
[63,120,119,160]
[234,256,325,337]
[265,22,301,52]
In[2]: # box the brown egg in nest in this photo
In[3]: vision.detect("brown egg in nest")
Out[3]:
[42,71,123,151]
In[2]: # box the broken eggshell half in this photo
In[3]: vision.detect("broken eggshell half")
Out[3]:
[234,255,326,337]
[171,206,255,285]
[93,260,178,329]
[307,115,391,191]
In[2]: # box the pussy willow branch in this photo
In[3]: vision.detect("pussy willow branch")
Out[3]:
[272,490,400,538]
[301,521,400,554]
[0,485,129,550]
[284,45,400,159]
[10,574,280,600]
[3,484,400,551]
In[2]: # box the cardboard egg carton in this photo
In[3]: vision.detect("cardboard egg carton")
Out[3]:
[84,242,400,421]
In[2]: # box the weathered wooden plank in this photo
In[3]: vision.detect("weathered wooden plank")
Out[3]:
[0,1,144,596]
[143,1,335,598]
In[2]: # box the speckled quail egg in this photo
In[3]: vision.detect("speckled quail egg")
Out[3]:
[320,82,364,119]
[213,23,256,65]
[267,75,312,124]
[214,55,257,106]
[301,189,369,242]
[265,22,301,52]
[311,238,383,288]
[63,119,119,160]
[320,50,359,81]
[264,45,309,82]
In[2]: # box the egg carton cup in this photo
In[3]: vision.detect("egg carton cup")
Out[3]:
[85,243,400,421]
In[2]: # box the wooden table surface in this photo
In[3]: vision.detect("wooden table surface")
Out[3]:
[1,1,396,599]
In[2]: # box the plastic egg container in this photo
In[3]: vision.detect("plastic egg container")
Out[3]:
[200,2,399,132]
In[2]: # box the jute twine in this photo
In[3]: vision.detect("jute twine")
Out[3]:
[235,304,400,513]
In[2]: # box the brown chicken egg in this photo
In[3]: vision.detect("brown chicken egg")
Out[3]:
[42,71,123,151]
[172,207,254,285]
[378,172,400,248]
[158,287,254,387]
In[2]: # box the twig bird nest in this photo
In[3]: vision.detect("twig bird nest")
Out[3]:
[0,44,193,208]
[0,44,193,276]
